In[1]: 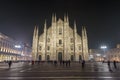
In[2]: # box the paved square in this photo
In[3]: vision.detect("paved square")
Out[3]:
[0,62,120,80]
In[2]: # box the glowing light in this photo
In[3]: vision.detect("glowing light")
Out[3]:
[96,54,101,56]
[100,45,107,49]
[15,45,21,48]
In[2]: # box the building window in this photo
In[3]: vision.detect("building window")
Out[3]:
[70,38,73,43]
[71,45,73,50]
[59,28,62,35]
[71,55,74,61]
[47,46,50,50]
[47,38,50,42]
[39,46,42,50]
[47,55,50,61]
[59,40,62,44]
[79,46,81,50]
[39,55,41,61]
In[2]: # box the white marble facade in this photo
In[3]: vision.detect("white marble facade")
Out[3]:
[32,14,89,61]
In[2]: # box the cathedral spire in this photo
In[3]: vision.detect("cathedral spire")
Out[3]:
[44,20,47,32]
[36,26,39,38]
[32,25,39,60]
[84,27,87,38]
[82,26,88,60]
[54,13,56,22]
[74,20,77,33]
[33,26,36,39]
[67,13,69,23]
[64,13,67,22]
[82,26,84,37]
[52,13,54,23]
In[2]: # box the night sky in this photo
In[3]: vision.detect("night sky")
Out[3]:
[0,0,120,49]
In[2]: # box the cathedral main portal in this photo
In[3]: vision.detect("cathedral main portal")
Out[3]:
[58,52,62,61]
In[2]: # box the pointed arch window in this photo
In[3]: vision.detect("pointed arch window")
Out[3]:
[47,46,50,50]
[47,38,50,42]
[59,40,62,44]
[39,46,42,50]
[79,46,81,50]
[59,28,62,35]
[70,38,73,43]
[71,45,73,50]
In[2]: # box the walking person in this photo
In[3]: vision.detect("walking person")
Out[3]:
[107,60,112,71]
[68,60,71,67]
[82,60,85,69]
[8,60,12,68]
[65,61,68,67]
[62,60,65,66]
[113,60,117,69]
[31,60,34,65]
[60,60,62,66]
[54,60,57,66]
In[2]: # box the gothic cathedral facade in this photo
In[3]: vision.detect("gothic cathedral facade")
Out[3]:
[32,14,89,61]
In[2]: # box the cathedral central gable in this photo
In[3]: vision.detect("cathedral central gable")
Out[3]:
[57,18,63,24]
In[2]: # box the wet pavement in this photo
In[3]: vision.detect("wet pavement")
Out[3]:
[0,61,120,80]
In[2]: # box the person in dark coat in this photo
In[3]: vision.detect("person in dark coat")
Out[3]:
[113,60,117,69]
[82,60,85,68]
[62,61,65,66]
[8,61,12,68]
[107,60,112,71]
[65,61,68,67]
[68,60,71,67]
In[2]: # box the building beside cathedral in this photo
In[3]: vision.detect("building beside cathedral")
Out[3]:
[0,32,32,62]
[32,14,89,61]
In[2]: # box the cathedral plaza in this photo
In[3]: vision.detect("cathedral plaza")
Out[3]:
[0,61,120,80]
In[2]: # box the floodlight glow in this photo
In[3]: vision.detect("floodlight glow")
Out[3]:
[103,55,106,57]
[100,45,107,49]
[96,54,101,56]
[90,55,93,58]
[21,53,25,56]
[15,45,21,48]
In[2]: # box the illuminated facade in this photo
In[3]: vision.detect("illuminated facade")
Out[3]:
[32,14,89,61]
[0,32,32,62]
[89,49,104,61]
[106,44,120,61]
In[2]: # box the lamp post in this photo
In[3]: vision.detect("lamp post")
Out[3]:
[100,45,107,61]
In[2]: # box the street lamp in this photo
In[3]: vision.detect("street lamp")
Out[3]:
[100,45,107,61]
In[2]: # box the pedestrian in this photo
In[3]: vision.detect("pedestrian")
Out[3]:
[68,60,70,67]
[113,60,117,69]
[31,60,34,65]
[107,60,112,71]
[54,60,57,66]
[66,61,68,67]
[8,60,12,68]
[62,60,65,66]
[102,60,104,64]
[60,60,62,66]
[82,60,85,69]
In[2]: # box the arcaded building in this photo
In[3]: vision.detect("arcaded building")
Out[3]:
[32,14,89,61]
[0,32,32,62]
